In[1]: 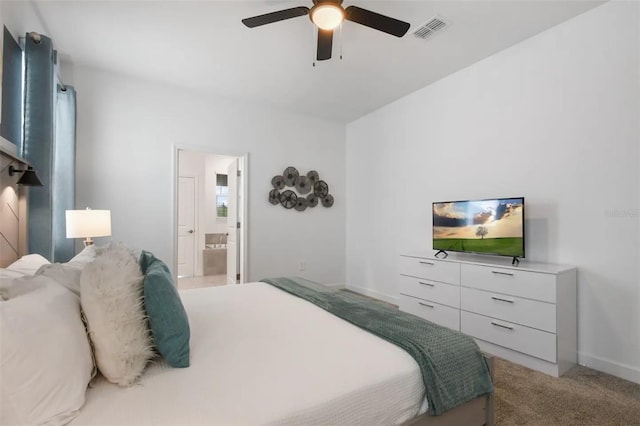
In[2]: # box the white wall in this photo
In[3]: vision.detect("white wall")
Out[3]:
[346,1,639,383]
[71,65,346,285]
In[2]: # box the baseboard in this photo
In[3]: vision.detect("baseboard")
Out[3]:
[345,284,399,305]
[323,283,346,289]
[578,352,640,384]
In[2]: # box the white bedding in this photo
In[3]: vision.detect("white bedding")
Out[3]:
[72,282,427,425]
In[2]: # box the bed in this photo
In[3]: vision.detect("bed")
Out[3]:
[1,256,493,426]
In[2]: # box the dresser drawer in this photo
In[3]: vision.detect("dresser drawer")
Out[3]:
[461,311,556,362]
[461,264,556,303]
[399,295,460,330]
[399,256,460,285]
[399,275,459,308]
[461,287,556,333]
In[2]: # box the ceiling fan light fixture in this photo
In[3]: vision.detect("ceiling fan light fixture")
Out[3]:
[310,4,344,30]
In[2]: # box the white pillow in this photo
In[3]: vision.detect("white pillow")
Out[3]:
[0,272,50,300]
[28,246,97,297]
[67,245,97,269]
[0,268,28,294]
[35,263,83,296]
[6,253,50,275]
[0,276,94,426]
[80,244,153,386]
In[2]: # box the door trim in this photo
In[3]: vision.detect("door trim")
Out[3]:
[172,144,249,285]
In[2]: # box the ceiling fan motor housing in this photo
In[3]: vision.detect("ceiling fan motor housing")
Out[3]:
[312,0,344,5]
[309,0,345,30]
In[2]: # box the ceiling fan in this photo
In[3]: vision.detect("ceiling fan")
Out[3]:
[241,0,411,61]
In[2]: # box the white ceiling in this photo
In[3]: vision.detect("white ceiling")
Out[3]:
[32,0,605,122]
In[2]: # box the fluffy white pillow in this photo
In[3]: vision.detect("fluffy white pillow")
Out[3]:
[6,253,50,275]
[0,276,94,426]
[80,244,153,386]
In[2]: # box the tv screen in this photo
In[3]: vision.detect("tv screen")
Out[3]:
[433,197,525,258]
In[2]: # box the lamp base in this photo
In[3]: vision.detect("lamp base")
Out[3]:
[83,237,94,247]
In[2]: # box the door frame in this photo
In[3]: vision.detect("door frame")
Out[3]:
[172,144,249,285]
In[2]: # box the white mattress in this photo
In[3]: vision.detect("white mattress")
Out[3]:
[72,283,427,425]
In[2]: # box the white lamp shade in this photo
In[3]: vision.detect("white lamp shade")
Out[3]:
[66,210,112,239]
[311,4,344,30]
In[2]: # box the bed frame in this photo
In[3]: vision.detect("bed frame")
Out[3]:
[403,354,495,426]
[3,140,496,425]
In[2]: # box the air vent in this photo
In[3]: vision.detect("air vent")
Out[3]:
[413,16,449,40]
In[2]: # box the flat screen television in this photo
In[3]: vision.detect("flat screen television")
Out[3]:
[432,197,525,261]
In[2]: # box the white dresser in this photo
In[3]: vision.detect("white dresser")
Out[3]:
[399,253,577,377]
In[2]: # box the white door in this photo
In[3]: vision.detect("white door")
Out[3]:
[177,176,196,277]
[226,159,239,284]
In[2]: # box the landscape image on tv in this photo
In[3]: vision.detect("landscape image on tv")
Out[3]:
[433,198,524,257]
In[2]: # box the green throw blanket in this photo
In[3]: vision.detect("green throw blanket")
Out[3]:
[260,277,493,416]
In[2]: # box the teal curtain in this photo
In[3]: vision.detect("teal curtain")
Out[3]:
[52,85,77,262]
[22,33,76,262]
[0,27,22,145]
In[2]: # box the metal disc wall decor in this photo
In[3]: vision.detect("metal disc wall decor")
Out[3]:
[271,175,285,190]
[268,168,333,211]
[307,193,318,207]
[280,190,297,209]
[321,194,334,208]
[283,167,299,186]
[268,189,280,205]
[295,176,311,194]
[314,180,329,198]
[307,170,319,184]
[294,197,308,212]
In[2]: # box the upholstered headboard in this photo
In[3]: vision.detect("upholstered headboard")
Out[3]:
[0,138,28,267]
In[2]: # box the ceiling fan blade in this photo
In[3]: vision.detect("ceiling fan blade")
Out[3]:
[316,29,333,61]
[345,6,410,37]
[242,6,310,28]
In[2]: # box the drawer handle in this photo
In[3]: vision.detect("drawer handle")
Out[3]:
[418,302,434,308]
[491,270,514,276]
[491,296,514,304]
[419,281,435,287]
[419,261,435,266]
[491,321,514,330]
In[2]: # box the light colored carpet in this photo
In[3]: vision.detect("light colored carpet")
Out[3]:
[494,357,640,425]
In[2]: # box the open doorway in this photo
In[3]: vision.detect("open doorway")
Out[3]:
[174,147,248,290]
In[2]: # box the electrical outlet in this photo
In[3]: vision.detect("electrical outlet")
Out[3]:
[299,261,306,271]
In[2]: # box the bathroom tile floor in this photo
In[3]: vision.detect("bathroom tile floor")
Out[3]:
[178,274,227,290]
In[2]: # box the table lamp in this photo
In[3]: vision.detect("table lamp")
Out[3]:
[65,208,112,246]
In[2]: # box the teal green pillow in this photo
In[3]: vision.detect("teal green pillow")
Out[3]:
[139,251,190,368]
